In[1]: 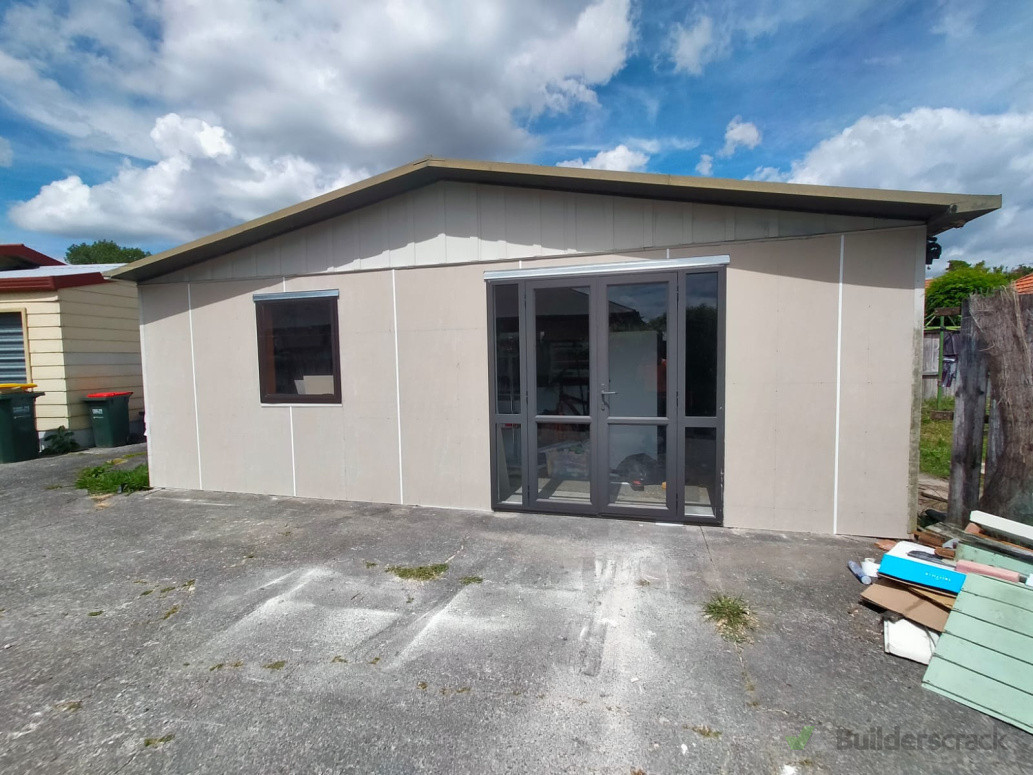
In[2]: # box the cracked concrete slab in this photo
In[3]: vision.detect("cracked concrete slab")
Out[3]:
[0,445,1028,774]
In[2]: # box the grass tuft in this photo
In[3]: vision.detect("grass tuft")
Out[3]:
[920,398,954,479]
[263,660,286,670]
[75,463,150,495]
[386,563,449,581]
[144,734,174,747]
[460,576,483,585]
[703,594,757,643]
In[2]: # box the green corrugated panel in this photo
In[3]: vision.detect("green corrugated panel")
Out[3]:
[922,574,1033,734]
[956,542,1033,576]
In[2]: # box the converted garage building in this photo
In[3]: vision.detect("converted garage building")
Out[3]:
[109,159,998,537]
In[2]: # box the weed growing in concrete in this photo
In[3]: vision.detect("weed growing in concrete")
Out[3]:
[56,701,82,712]
[75,463,150,495]
[144,734,174,747]
[41,426,80,456]
[460,576,483,585]
[364,561,377,568]
[263,660,286,670]
[689,724,722,738]
[386,563,448,581]
[162,605,179,620]
[87,610,103,617]
[703,594,757,643]
[331,655,347,663]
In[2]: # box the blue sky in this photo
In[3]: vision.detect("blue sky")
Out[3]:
[1,0,1032,268]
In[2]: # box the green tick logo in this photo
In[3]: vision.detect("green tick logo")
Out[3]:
[786,726,814,750]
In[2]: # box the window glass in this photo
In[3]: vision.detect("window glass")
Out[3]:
[536,422,591,502]
[0,312,27,382]
[493,284,521,414]
[684,272,718,417]
[685,427,717,517]
[496,423,523,504]
[535,286,591,417]
[256,297,340,403]
[608,282,668,417]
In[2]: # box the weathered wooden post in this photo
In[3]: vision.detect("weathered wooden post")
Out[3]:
[947,299,987,526]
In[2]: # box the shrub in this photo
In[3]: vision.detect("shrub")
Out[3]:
[40,426,80,456]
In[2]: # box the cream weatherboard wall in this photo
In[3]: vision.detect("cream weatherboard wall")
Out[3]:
[139,184,926,537]
[0,281,143,437]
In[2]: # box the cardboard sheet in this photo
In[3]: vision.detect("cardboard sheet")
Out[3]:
[862,578,950,632]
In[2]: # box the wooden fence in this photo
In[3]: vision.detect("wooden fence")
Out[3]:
[947,291,1033,525]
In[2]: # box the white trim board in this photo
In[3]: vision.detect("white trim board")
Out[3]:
[186,282,204,490]
[483,254,729,281]
[970,510,1033,545]
[832,235,844,535]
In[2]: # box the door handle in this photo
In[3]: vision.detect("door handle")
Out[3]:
[601,390,618,396]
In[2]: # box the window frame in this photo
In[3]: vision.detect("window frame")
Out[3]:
[254,291,342,405]
[0,308,30,384]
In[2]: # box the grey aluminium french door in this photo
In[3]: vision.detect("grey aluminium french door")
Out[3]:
[488,266,723,523]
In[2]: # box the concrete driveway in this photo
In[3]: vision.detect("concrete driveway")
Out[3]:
[0,446,1028,774]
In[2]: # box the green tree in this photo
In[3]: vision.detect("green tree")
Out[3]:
[65,240,150,265]
[926,261,1015,315]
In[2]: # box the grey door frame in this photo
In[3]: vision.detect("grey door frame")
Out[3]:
[487,264,725,524]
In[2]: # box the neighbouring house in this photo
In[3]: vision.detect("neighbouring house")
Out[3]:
[109,158,999,537]
[1014,271,1033,295]
[0,244,144,446]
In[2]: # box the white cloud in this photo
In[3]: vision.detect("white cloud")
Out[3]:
[670,15,725,76]
[150,115,233,161]
[749,108,1033,267]
[0,136,11,167]
[9,113,365,242]
[557,143,649,172]
[2,0,635,240]
[695,154,714,176]
[718,116,762,157]
[933,0,981,39]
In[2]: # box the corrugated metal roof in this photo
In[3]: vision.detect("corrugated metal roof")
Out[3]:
[0,263,123,279]
[1014,272,1033,295]
[107,157,1002,283]
[0,244,65,270]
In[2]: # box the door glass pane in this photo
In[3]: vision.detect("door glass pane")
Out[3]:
[495,423,523,504]
[493,284,521,414]
[608,282,668,417]
[608,425,667,507]
[535,286,590,417]
[684,273,718,417]
[685,427,717,517]
[536,422,591,502]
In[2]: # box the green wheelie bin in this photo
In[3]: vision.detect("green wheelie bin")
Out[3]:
[84,391,133,447]
[0,390,43,463]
